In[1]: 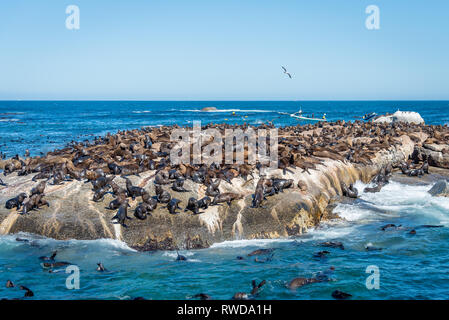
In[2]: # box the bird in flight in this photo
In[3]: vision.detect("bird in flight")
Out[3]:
[281,66,292,79]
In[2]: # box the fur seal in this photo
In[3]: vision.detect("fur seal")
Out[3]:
[125,178,146,200]
[167,198,182,214]
[247,248,274,256]
[341,182,358,198]
[288,277,321,290]
[272,178,293,193]
[134,202,153,220]
[313,250,330,258]
[176,250,187,261]
[193,293,211,300]
[155,185,171,203]
[5,193,27,210]
[197,196,211,210]
[331,290,352,300]
[93,186,109,202]
[30,181,46,196]
[212,192,243,206]
[39,251,57,261]
[320,241,344,250]
[112,203,132,227]
[185,197,201,214]
[96,262,107,272]
[108,194,128,210]
[172,178,190,192]
[19,285,34,297]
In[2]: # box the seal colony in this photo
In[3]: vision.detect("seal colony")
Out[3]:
[0,120,448,251]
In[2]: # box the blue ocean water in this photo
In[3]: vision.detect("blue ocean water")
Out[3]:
[1,100,448,158]
[1,101,449,300]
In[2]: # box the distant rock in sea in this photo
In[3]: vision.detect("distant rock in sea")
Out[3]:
[201,107,218,112]
[374,111,424,124]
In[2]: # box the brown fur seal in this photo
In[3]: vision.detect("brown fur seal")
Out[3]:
[167,198,182,214]
[155,185,171,203]
[5,193,27,210]
[212,192,243,206]
[112,203,132,227]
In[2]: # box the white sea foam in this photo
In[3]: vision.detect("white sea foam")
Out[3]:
[132,110,152,114]
[179,108,274,113]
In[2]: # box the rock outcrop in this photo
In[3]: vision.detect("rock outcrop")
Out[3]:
[428,180,449,197]
[0,133,419,251]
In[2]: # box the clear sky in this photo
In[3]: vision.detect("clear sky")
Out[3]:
[0,0,448,100]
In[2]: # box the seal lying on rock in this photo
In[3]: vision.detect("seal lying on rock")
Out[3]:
[5,193,28,210]
[212,192,243,206]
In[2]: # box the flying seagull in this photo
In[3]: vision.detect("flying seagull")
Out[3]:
[281,66,292,79]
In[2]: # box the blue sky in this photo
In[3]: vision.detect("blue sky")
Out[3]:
[0,0,448,100]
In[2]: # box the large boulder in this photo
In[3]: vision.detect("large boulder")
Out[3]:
[428,180,449,197]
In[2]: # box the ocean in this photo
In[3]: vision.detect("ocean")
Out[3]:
[1,100,449,300]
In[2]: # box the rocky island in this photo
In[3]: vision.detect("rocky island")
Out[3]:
[1,120,448,251]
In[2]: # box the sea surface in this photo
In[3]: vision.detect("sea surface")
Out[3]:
[1,101,449,300]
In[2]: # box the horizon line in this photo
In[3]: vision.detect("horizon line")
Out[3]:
[1,99,449,102]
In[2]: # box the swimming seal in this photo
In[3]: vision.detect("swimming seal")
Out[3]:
[176,250,187,261]
[288,277,321,290]
[5,193,27,210]
[247,248,274,256]
[331,290,352,300]
[96,262,107,272]
[112,203,132,227]
[19,285,34,297]
[320,241,344,250]
[39,251,57,261]
[193,293,211,300]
